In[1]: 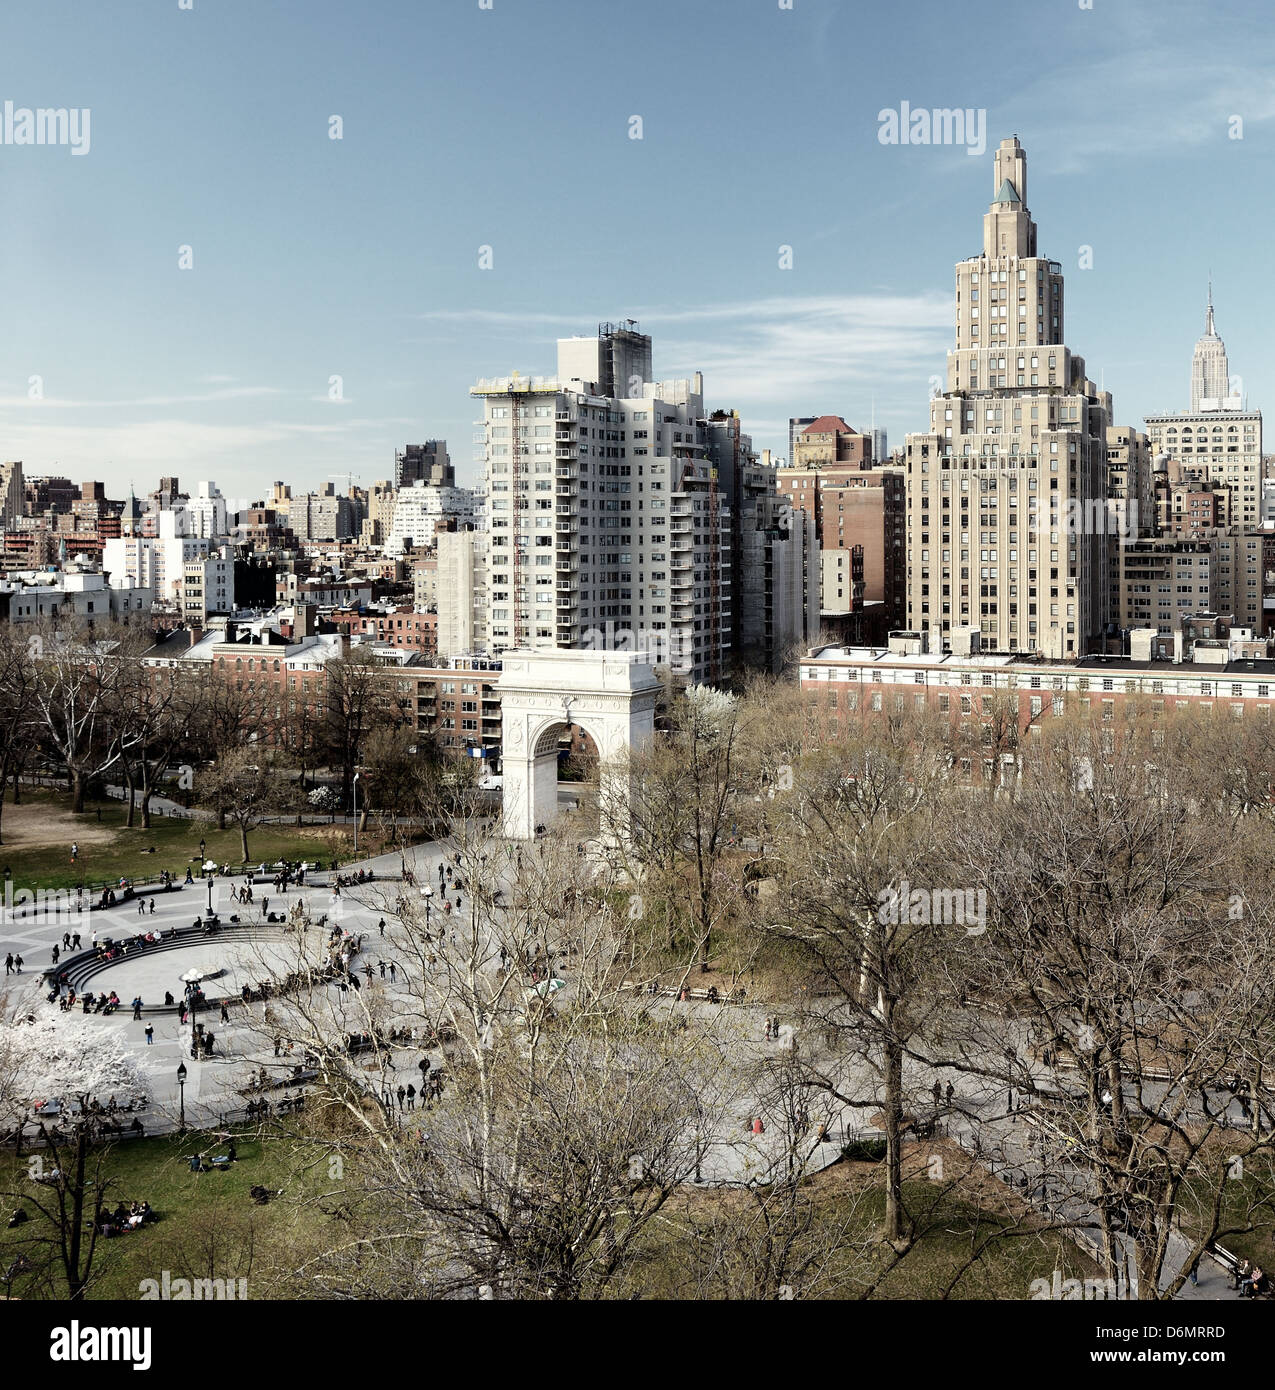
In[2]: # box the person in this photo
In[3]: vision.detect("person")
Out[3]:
[378,918,385,937]
[389,963,396,983]
[3,954,10,976]
[1233,1256,1252,1291]
[144,1024,154,1045]
[62,932,71,949]
[406,1083,416,1110]
[164,991,174,1007]
[396,1085,406,1110]
[189,1153,202,1173]
[185,866,194,885]
[51,943,60,966]
[149,899,155,915]
[1189,1254,1201,1286]
[71,932,81,950]
[1240,1263,1266,1298]
[378,960,385,978]
[71,841,78,861]
[132,997,143,1021]
[945,1082,955,1107]
[932,1081,943,1106]
[220,1001,229,1024]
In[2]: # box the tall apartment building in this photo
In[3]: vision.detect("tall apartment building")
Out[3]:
[1106,426,1153,537]
[1114,538,1213,635]
[434,527,488,659]
[386,482,478,555]
[0,462,24,532]
[471,326,730,683]
[185,481,229,540]
[904,136,1111,658]
[287,490,354,542]
[707,411,818,670]
[1144,408,1262,527]
[818,469,906,631]
[395,442,453,490]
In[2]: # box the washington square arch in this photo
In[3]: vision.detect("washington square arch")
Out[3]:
[496,650,661,841]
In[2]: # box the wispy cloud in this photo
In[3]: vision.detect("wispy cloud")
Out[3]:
[645,293,950,420]
[0,385,284,410]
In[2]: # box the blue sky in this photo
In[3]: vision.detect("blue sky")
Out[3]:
[1,0,1273,500]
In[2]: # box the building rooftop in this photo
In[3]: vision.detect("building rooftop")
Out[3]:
[801,415,857,436]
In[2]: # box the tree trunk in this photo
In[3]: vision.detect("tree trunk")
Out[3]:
[70,770,85,815]
[883,1030,906,1244]
[123,765,136,829]
[66,1126,89,1301]
[140,789,153,831]
[239,822,250,863]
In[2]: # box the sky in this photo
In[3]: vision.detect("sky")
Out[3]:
[1,0,1274,500]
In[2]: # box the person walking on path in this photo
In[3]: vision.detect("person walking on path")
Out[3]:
[945,1082,955,1108]
[132,997,143,1021]
[3,954,11,976]
[396,1085,406,1110]
[51,944,60,966]
[378,918,385,937]
[71,932,81,950]
[13,955,21,974]
[220,1001,230,1024]
[389,963,396,983]
[149,899,155,915]
[262,897,269,917]
[62,932,71,950]
[406,1083,416,1110]
[144,1024,154,1045]
[378,961,385,978]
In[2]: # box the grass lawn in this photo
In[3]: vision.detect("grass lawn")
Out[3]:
[0,791,386,893]
[0,1124,341,1300]
[616,1142,1103,1300]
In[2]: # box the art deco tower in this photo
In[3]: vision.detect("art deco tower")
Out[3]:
[1189,284,1231,411]
[904,136,1112,658]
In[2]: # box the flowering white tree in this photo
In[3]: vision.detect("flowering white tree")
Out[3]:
[0,1011,148,1300]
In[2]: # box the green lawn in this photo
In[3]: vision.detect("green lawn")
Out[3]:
[0,791,380,893]
[0,1125,337,1300]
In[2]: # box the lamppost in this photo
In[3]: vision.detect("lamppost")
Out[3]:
[205,873,214,922]
[199,838,205,876]
[420,884,433,932]
[352,772,360,856]
[177,1061,187,1136]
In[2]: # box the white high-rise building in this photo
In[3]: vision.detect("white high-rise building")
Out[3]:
[185,481,228,540]
[386,482,478,555]
[471,325,730,682]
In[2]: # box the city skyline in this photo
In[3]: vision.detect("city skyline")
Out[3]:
[1,0,1274,496]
